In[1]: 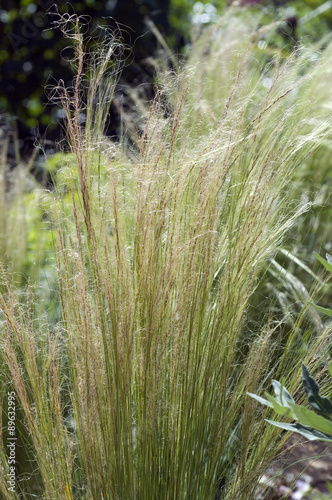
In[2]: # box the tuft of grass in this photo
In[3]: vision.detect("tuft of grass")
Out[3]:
[0,12,331,499]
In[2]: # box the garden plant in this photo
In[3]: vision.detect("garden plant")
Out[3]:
[0,9,332,500]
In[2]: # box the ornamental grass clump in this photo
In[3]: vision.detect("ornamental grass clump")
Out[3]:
[0,12,331,500]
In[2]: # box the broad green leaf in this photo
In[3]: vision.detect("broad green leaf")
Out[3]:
[290,404,332,435]
[311,303,332,317]
[247,393,274,408]
[265,393,293,416]
[266,420,332,442]
[313,251,332,272]
[302,364,332,415]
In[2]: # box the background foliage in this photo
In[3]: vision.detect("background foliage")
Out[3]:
[1,0,332,148]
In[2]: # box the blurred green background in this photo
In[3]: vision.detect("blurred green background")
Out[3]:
[0,0,331,150]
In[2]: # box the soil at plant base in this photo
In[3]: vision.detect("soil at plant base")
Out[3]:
[256,436,332,499]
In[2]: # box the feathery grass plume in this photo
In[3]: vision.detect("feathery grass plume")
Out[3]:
[0,11,331,499]
[176,12,332,349]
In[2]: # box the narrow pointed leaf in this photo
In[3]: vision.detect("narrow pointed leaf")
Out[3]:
[311,303,332,317]
[247,393,274,408]
[313,251,332,272]
[302,364,319,393]
[266,420,332,442]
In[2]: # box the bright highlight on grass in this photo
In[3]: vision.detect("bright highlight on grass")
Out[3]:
[0,11,331,500]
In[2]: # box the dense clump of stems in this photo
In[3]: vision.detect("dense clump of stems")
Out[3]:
[0,13,331,500]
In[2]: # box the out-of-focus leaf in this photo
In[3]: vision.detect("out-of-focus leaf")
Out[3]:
[313,251,332,272]
[326,254,332,266]
[302,364,332,415]
[311,303,332,317]
[327,481,332,495]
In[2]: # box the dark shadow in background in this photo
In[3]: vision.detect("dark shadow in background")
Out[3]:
[0,0,170,153]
